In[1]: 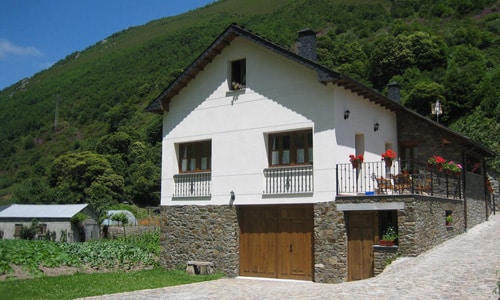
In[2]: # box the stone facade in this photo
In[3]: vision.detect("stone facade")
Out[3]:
[373,245,399,275]
[160,205,239,277]
[398,195,464,256]
[160,194,489,282]
[313,202,347,283]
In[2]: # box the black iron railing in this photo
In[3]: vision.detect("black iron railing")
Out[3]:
[173,172,211,197]
[263,165,313,194]
[336,160,462,199]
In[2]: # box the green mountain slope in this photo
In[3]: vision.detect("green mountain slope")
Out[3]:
[0,0,499,214]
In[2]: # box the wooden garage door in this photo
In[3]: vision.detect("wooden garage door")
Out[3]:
[239,205,313,280]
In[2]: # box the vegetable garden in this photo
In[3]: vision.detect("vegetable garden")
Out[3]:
[0,229,159,280]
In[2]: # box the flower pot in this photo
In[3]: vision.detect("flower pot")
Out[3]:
[379,240,395,246]
[385,159,393,168]
[351,161,359,169]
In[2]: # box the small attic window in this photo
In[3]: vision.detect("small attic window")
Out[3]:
[230,59,246,90]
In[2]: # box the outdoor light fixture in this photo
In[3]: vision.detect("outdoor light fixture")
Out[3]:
[344,109,350,120]
[431,100,443,123]
[230,191,235,201]
[374,122,379,132]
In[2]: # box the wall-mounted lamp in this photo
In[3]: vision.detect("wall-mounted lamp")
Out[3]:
[374,122,379,132]
[344,109,350,120]
[230,191,235,201]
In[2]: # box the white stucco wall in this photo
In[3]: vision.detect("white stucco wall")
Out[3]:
[161,37,397,206]
[0,220,73,241]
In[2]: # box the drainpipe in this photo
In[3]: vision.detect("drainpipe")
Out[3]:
[483,158,489,221]
[462,146,480,232]
[462,150,468,232]
[484,156,495,220]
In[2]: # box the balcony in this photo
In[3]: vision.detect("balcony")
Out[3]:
[336,160,462,199]
[173,172,211,198]
[263,165,313,195]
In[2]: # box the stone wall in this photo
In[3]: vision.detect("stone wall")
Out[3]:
[466,196,488,229]
[160,194,486,282]
[334,195,464,258]
[398,114,464,164]
[398,113,487,202]
[401,196,464,256]
[105,225,157,239]
[160,205,239,277]
[313,202,347,283]
[373,245,399,275]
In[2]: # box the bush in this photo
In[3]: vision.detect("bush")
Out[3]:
[20,220,39,240]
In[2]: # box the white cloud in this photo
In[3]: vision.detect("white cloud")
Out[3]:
[0,39,42,58]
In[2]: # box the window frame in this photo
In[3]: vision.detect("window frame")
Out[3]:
[178,140,212,173]
[268,130,313,167]
[14,224,22,237]
[230,59,246,90]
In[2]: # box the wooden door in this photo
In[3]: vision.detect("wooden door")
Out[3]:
[239,205,313,280]
[347,211,376,281]
[279,205,313,280]
[239,206,278,278]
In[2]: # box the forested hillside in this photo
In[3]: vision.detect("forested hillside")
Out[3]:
[0,0,499,217]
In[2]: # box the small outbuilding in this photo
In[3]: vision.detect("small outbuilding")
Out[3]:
[101,210,137,226]
[0,204,99,242]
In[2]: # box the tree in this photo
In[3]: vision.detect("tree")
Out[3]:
[405,81,445,119]
[368,34,415,89]
[368,31,447,90]
[443,45,487,121]
[111,212,129,236]
[317,32,368,82]
[48,151,124,215]
[96,132,133,156]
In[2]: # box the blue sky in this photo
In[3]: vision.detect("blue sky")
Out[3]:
[0,0,215,90]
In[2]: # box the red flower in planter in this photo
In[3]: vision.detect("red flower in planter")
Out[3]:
[381,149,397,167]
[349,154,364,169]
[349,154,364,163]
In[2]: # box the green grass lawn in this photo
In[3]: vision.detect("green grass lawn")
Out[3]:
[0,268,223,300]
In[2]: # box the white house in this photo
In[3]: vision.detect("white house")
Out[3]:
[0,204,99,242]
[146,24,494,282]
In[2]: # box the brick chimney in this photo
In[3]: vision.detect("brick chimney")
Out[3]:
[387,81,401,103]
[297,29,317,61]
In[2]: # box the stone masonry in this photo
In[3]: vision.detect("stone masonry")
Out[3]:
[160,205,239,277]
[160,194,489,282]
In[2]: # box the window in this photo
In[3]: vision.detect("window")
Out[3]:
[269,130,313,166]
[378,210,398,244]
[39,224,47,235]
[14,224,22,237]
[466,155,482,175]
[179,140,211,172]
[230,59,246,90]
[400,144,416,173]
[445,210,453,226]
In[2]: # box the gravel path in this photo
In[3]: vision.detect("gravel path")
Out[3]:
[81,213,500,300]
